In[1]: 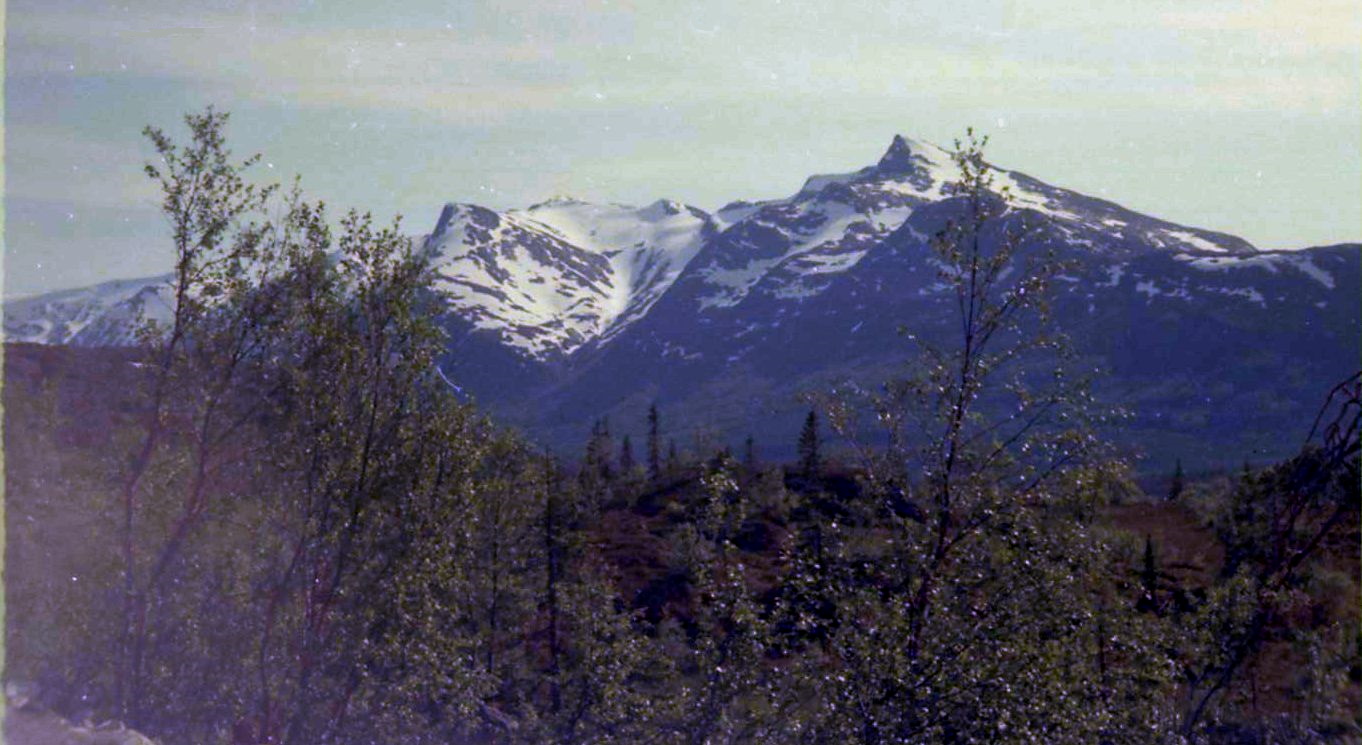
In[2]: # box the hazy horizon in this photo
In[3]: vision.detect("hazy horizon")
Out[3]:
[7,0,1360,297]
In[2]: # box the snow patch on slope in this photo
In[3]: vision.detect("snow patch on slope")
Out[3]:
[1162,229,1228,254]
[1178,251,1336,289]
[426,198,709,357]
[4,275,174,345]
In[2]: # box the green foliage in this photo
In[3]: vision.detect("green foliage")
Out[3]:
[9,115,1356,745]
[792,129,1179,742]
[1176,427,1360,738]
[659,454,789,743]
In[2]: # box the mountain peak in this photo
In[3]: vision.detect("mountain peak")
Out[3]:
[876,134,924,174]
[640,198,685,218]
[427,202,459,244]
[529,195,587,210]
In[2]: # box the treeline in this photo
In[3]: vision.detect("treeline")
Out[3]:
[5,113,1358,744]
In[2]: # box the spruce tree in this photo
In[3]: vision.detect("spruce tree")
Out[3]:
[583,417,614,482]
[797,410,820,479]
[620,434,635,473]
[1167,459,1185,501]
[1138,535,1160,613]
[647,403,661,480]
[597,417,613,479]
[542,457,565,715]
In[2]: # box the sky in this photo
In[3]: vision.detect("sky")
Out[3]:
[5,0,1360,297]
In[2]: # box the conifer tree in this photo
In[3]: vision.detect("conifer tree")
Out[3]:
[541,456,567,715]
[620,434,635,473]
[647,403,662,480]
[1138,535,1160,613]
[797,410,821,479]
[582,417,614,483]
[596,417,613,479]
[1167,458,1185,501]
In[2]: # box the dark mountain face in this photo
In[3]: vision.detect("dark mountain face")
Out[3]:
[505,223,1356,474]
[7,136,1358,473]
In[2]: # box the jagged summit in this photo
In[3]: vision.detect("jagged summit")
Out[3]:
[795,134,951,198]
[429,203,458,242]
[875,134,931,174]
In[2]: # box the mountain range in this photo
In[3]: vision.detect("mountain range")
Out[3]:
[6,135,1358,473]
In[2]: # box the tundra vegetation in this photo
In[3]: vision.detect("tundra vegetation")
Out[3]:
[5,112,1358,744]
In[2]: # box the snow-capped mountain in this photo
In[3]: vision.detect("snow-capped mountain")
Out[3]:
[423,196,711,359]
[3,275,174,346]
[477,136,1352,470]
[432,134,1262,364]
[666,134,1252,321]
[5,134,1357,472]
[2,134,1261,356]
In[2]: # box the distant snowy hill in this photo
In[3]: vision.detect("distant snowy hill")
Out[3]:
[4,275,174,346]
[6,134,1357,472]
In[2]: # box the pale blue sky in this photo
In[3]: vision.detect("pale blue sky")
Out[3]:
[6,0,1360,296]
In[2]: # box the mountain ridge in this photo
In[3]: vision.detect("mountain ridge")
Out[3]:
[2,133,1274,352]
[5,134,1356,473]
